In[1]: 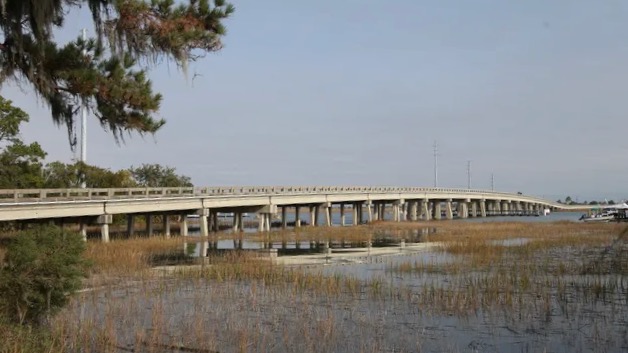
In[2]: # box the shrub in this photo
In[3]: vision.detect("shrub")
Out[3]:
[0,226,89,326]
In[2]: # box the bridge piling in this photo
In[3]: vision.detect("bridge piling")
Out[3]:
[97,214,112,243]
[340,204,346,225]
[163,215,171,238]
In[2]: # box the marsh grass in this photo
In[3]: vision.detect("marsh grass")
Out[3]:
[2,221,627,352]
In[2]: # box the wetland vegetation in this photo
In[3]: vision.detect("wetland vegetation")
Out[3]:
[1,221,627,352]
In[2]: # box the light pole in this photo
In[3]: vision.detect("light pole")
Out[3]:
[80,28,87,188]
[433,141,438,187]
[467,160,471,189]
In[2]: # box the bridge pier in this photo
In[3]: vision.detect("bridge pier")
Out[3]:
[180,214,189,236]
[79,221,87,241]
[445,200,453,220]
[366,201,373,223]
[458,200,469,219]
[127,215,136,237]
[281,207,287,229]
[199,209,209,237]
[352,203,358,225]
[409,201,418,221]
[480,200,487,217]
[340,204,346,225]
[420,199,430,220]
[324,203,332,226]
[470,202,478,217]
[211,211,219,232]
[145,214,154,237]
[310,206,318,227]
[295,206,301,227]
[501,201,509,216]
[97,214,112,243]
[433,202,442,220]
[163,214,171,238]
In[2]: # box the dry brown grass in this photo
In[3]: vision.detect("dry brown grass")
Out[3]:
[84,236,186,277]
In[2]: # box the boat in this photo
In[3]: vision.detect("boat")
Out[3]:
[580,211,616,222]
[579,202,628,222]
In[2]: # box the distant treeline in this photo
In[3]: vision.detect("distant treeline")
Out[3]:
[556,196,621,206]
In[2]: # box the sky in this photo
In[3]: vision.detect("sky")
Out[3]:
[2,0,628,202]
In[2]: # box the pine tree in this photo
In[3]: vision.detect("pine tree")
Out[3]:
[0,0,234,145]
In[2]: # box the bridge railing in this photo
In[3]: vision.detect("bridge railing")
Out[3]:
[0,186,557,205]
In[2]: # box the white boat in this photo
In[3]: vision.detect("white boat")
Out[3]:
[579,202,628,222]
[580,211,616,222]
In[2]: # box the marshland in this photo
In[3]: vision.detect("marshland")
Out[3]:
[2,217,627,353]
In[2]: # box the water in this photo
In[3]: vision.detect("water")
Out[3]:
[459,211,583,223]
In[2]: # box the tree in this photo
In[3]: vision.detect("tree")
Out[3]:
[0,226,89,326]
[0,96,47,188]
[43,161,136,188]
[0,0,234,146]
[565,196,573,205]
[130,163,193,187]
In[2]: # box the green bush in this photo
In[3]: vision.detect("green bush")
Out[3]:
[0,226,89,326]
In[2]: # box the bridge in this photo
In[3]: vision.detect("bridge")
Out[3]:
[0,186,584,242]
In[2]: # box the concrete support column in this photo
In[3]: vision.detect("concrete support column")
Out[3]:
[391,203,398,222]
[258,213,264,232]
[459,202,469,219]
[127,215,135,237]
[340,204,346,226]
[471,202,478,217]
[324,205,332,227]
[358,203,364,224]
[295,206,301,227]
[371,203,377,221]
[233,213,240,232]
[409,201,418,221]
[502,202,510,215]
[97,214,112,243]
[212,212,219,232]
[366,202,373,223]
[445,200,453,220]
[433,202,442,220]
[379,203,385,221]
[352,204,358,225]
[480,200,487,218]
[79,222,87,241]
[145,214,154,237]
[421,199,431,221]
[281,206,287,229]
[400,201,406,221]
[180,214,189,236]
[310,206,316,226]
[494,201,501,216]
[163,215,171,238]
[199,209,209,237]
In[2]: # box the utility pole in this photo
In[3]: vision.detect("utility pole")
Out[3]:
[467,160,471,189]
[491,173,494,191]
[80,28,87,188]
[433,141,438,187]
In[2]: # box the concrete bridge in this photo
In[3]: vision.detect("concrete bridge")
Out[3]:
[0,186,584,242]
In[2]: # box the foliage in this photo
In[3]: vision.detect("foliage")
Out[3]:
[42,161,137,188]
[0,0,234,145]
[130,163,192,187]
[0,96,47,188]
[0,226,89,326]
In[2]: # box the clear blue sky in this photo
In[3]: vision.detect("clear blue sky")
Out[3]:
[2,0,628,202]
